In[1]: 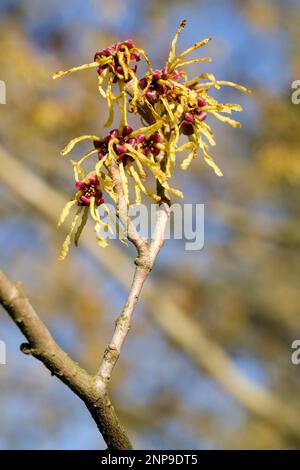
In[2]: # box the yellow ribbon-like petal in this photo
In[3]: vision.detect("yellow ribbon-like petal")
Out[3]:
[61,136,102,156]
[57,199,77,227]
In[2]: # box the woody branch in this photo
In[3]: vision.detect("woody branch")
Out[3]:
[0,270,132,450]
[0,83,169,450]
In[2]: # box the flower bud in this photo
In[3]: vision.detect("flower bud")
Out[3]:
[96,196,105,206]
[115,65,123,74]
[157,84,167,94]
[93,140,102,149]
[181,120,194,135]
[113,42,121,52]
[184,112,194,122]
[136,134,146,143]
[75,181,85,190]
[146,90,158,103]
[152,70,162,81]
[110,129,120,139]
[171,70,182,81]
[122,125,133,136]
[130,51,141,62]
[152,147,160,157]
[116,144,127,155]
[123,39,135,49]
[88,176,98,185]
[122,154,134,166]
[94,51,101,61]
[198,97,207,108]
[139,77,147,89]
[127,138,137,147]
[152,132,163,143]
[161,67,168,80]
[80,195,91,206]
[102,47,112,57]
[198,111,207,121]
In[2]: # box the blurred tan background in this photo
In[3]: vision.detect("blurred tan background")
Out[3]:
[1,0,300,449]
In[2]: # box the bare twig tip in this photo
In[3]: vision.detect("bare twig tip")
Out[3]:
[181,19,188,28]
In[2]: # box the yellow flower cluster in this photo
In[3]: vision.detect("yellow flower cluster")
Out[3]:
[53,20,250,259]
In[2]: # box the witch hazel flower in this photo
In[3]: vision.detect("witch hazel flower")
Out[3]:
[94,126,164,163]
[136,20,252,178]
[94,125,137,164]
[75,124,179,200]
[53,38,142,83]
[53,38,151,122]
[75,175,104,207]
[139,67,183,104]
[57,172,115,260]
[138,131,163,158]
[94,40,140,83]
[180,96,208,136]
[170,71,252,176]
[139,20,212,118]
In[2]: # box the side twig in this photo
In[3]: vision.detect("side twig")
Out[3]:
[97,159,170,389]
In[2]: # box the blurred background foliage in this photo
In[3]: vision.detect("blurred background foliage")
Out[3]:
[0,0,300,450]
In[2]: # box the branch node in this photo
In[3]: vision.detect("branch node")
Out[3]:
[134,256,152,271]
[20,342,34,355]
